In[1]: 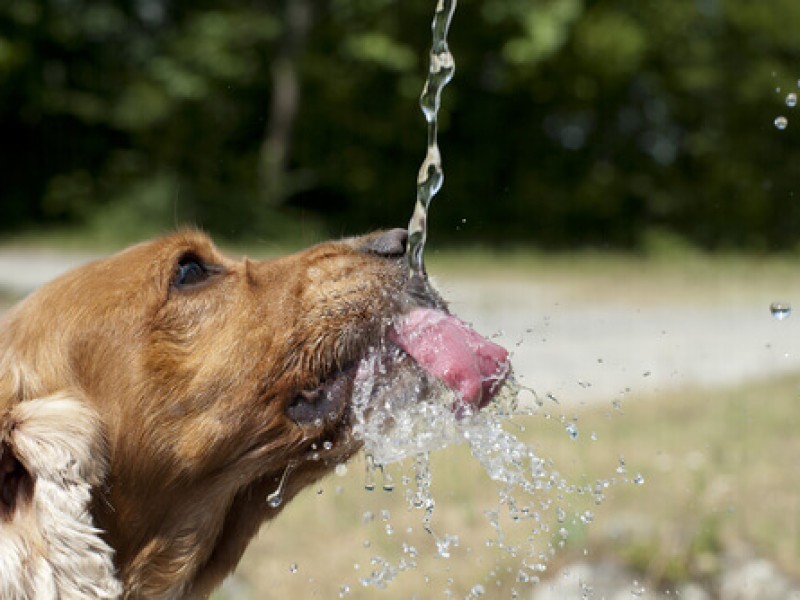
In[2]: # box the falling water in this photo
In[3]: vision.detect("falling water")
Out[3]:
[406,0,457,282]
[267,460,298,508]
[321,2,626,595]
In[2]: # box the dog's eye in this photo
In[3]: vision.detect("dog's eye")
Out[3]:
[173,254,210,288]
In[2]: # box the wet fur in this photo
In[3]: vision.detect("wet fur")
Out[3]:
[0,230,407,598]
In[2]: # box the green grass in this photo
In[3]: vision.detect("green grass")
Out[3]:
[221,374,800,598]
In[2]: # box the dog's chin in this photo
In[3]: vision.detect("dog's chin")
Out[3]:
[286,366,356,431]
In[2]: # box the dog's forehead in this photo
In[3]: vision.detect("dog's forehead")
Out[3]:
[132,230,221,263]
[100,230,230,283]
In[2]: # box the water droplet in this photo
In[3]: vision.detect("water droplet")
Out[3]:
[267,461,297,508]
[787,92,798,107]
[338,584,351,597]
[770,301,791,320]
[633,473,645,485]
[469,584,486,597]
[565,422,579,440]
[546,392,560,404]
[289,563,298,573]
[323,440,334,451]
[364,454,376,491]
[362,511,374,524]
[335,464,348,477]
[381,469,395,492]
[774,115,789,130]
[580,510,594,524]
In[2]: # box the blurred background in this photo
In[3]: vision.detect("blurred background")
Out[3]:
[2,1,800,598]
[1,0,800,250]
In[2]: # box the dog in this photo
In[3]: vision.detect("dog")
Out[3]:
[0,229,508,598]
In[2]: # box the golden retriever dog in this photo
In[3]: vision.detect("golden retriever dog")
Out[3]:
[0,229,508,599]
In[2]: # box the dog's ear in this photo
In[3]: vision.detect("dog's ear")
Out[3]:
[0,392,122,598]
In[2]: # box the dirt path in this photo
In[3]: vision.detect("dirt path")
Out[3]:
[439,275,799,406]
[1,249,797,405]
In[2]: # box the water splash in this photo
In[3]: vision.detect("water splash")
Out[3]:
[347,340,617,593]
[338,1,627,593]
[407,0,458,283]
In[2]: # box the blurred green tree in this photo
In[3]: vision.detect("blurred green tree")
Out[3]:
[1,0,799,250]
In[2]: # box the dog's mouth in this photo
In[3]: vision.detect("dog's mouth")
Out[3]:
[286,306,511,433]
[286,366,356,429]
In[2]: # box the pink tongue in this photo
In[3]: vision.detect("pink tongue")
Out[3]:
[391,308,510,411]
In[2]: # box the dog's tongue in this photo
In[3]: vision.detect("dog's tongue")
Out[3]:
[391,308,510,411]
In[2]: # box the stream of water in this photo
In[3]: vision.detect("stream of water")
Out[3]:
[334,1,619,595]
[406,0,457,283]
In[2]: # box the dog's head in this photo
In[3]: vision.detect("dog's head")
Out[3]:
[0,229,507,597]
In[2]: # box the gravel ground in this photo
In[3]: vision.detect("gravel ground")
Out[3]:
[1,249,798,406]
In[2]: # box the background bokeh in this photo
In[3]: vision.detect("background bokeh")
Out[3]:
[2,0,800,250]
[2,2,800,598]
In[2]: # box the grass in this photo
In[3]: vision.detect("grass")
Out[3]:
[220,373,800,598]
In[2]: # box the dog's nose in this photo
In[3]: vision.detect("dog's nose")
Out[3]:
[362,228,409,258]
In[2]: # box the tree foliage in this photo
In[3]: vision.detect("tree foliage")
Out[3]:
[1,0,799,250]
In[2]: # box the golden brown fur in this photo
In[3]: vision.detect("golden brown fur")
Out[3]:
[0,229,413,598]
